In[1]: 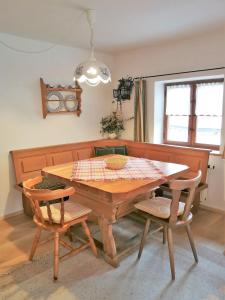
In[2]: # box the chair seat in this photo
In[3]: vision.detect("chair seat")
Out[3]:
[40,201,92,224]
[135,197,185,219]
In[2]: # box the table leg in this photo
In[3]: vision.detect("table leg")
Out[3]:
[98,217,119,267]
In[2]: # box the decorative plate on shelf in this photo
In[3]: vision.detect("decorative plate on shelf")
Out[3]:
[46,91,64,112]
[64,94,79,112]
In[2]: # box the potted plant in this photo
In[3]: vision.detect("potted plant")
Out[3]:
[100,112,124,139]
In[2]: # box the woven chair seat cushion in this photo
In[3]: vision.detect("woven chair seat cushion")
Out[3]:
[135,197,185,219]
[40,201,91,224]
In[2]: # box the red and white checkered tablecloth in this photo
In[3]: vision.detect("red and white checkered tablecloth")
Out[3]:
[71,157,166,181]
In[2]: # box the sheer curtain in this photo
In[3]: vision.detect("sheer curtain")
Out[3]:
[134,79,147,142]
[195,82,223,145]
[166,84,191,142]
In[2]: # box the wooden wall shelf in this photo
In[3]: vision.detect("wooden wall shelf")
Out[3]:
[40,78,83,119]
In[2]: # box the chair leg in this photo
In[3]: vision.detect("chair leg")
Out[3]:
[81,221,98,257]
[163,225,167,244]
[138,218,151,260]
[29,227,42,261]
[167,227,175,280]
[53,232,59,281]
[186,224,198,263]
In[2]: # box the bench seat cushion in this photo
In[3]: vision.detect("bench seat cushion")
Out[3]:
[40,201,92,224]
[95,145,127,156]
[21,177,69,209]
[94,146,115,156]
[135,197,185,219]
[20,177,66,190]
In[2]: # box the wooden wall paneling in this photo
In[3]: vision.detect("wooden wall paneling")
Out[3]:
[171,155,201,172]
[93,139,128,148]
[19,169,45,184]
[72,150,79,161]
[46,154,53,167]
[21,155,47,173]
[10,140,106,184]
[51,151,74,165]
[145,150,171,162]
[127,146,147,158]
[77,148,93,160]
[15,157,47,184]
[10,139,210,186]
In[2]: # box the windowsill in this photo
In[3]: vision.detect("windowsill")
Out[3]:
[210,150,222,156]
[163,142,222,156]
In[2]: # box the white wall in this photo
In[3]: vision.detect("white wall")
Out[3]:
[114,26,225,139]
[203,155,225,211]
[0,33,114,218]
[114,26,225,211]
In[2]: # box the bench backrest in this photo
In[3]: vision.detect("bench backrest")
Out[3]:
[10,139,210,186]
[10,139,128,185]
[126,141,209,183]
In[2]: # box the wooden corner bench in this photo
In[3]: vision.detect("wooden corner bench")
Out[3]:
[10,139,210,216]
[125,141,210,213]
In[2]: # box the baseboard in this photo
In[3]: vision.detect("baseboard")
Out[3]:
[200,204,225,215]
[0,210,24,221]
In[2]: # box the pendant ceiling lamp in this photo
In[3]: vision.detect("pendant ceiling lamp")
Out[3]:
[74,9,111,87]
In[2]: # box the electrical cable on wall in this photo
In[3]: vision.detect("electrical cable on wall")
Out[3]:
[0,11,86,55]
[0,39,57,54]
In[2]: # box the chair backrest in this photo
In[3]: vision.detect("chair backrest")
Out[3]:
[168,171,202,224]
[23,176,75,226]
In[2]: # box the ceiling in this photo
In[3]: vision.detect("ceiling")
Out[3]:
[0,0,225,53]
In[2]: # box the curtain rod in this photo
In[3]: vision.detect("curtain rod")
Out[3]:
[134,66,225,80]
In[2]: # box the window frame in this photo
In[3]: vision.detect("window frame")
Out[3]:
[163,78,224,150]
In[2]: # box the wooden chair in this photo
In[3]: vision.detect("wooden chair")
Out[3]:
[23,176,97,281]
[135,171,202,280]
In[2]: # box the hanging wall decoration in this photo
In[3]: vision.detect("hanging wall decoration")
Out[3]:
[40,78,82,118]
[113,77,134,102]
[113,77,134,117]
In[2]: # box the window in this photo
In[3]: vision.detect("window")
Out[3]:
[164,79,224,149]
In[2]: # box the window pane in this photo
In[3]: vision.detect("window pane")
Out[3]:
[196,83,224,116]
[167,116,189,142]
[166,85,191,115]
[196,116,222,145]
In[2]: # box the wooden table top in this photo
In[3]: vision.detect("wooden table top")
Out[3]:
[42,155,189,195]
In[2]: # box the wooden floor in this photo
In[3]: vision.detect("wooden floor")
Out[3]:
[0,214,49,274]
[0,208,225,275]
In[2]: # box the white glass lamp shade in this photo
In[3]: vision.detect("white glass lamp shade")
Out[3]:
[74,58,111,87]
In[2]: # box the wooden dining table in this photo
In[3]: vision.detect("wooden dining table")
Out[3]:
[42,155,189,267]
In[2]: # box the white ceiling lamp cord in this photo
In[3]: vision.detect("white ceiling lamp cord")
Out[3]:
[0,39,56,54]
[87,9,96,60]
